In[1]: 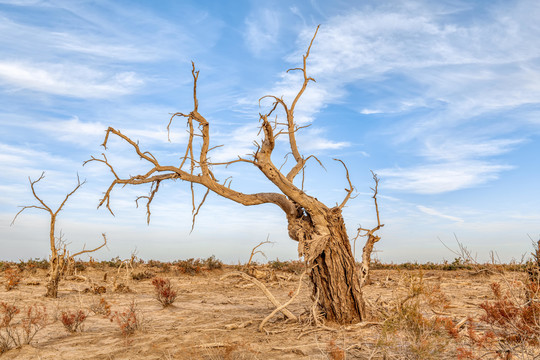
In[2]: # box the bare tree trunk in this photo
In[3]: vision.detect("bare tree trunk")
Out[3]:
[289,207,365,323]
[45,215,60,298]
[310,220,365,323]
[46,261,61,298]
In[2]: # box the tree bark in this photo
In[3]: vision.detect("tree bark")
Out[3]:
[45,265,60,298]
[289,206,365,323]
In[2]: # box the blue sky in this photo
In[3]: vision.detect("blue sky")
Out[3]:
[1,0,539,263]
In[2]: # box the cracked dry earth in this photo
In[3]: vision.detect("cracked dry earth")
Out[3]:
[0,266,501,359]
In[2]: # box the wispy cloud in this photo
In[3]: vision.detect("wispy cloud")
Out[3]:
[244,8,280,57]
[298,128,350,151]
[0,61,143,98]
[417,205,463,222]
[274,1,540,194]
[378,161,512,194]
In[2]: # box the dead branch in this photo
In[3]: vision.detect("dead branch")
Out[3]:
[220,272,297,321]
[245,237,273,268]
[70,233,108,259]
[259,269,306,332]
[334,158,356,209]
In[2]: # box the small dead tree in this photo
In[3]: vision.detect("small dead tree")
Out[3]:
[11,172,107,298]
[354,171,384,287]
[86,26,382,323]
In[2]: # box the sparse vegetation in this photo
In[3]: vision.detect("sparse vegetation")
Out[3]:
[60,309,87,333]
[1,255,540,357]
[110,301,143,337]
[268,259,305,274]
[89,297,111,317]
[152,277,177,307]
[0,303,48,354]
[3,267,21,291]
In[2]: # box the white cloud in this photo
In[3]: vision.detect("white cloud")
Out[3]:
[360,109,383,115]
[269,2,540,195]
[244,8,280,57]
[378,161,512,194]
[298,128,350,151]
[0,61,143,98]
[53,32,161,62]
[421,138,524,162]
[417,205,463,222]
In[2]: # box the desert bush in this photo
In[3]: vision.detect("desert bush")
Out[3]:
[147,260,171,272]
[203,255,223,270]
[131,270,154,281]
[326,339,345,360]
[89,297,111,317]
[173,258,202,275]
[110,301,142,337]
[527,238,540,284]
[0,303,48,354]
[152,277,177,307]
[16,258,49,272]
[3,268,21,291]
[375,273,459,359]
[103,257,123,268]
[60,309,87,333]
[268,259,305,274]
[479,281,540,346]
[0,262,10,272]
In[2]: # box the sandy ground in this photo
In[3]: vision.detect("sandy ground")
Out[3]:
[0,265,509,359]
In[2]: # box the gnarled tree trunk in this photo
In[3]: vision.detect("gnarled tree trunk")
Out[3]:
[288,206,365,323]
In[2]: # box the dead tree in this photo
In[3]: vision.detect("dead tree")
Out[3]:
[86,26,382,323]
[12,172,107,298]
[354,171,384,287]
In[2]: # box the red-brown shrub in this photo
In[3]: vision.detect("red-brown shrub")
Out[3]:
[89,297,111,317]
[3,268,21,291]
[480,281,540,345]
[110,302,141,337]
[151,277,177,307]
[0,303,48,353]
[60,310,87,333]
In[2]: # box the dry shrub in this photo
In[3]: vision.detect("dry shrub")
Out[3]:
[3,268,21,291]
[152,277,177,307]
[474,241,540,355]
[268,259,305,274]
[0,302,48,354]
[203,255,223,270]
[326,339,345,360]
[132,270,154,281]
[173,258,202,275]
[83,283,107,294]
[479,281,540,347]
[376,273,457,359]
[449,317,496,360]
[172,256,223,275]
[60,309,87,333]
[89,297,111,317]
[110,301,142,337]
